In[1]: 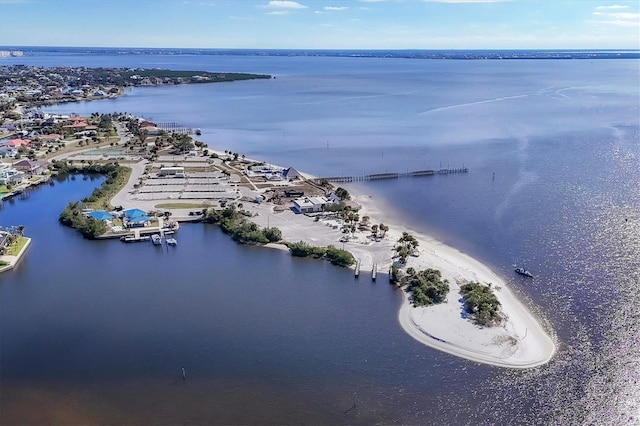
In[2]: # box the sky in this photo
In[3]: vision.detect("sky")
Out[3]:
[0,0,638,49]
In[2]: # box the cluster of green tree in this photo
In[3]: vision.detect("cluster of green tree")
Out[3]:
[59,202,107,239]
[52,162,130,210]
[334,187,350,200]
[202,205,282,245]
[56,162,130,238]
[121,69,272,82]
[394,267,450,307]
[459,281,503,326]
[286,241,355,267]
[396,232,419,263]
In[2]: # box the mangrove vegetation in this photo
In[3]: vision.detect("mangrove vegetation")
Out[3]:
[459,281,503,326]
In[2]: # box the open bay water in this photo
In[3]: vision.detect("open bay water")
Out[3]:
[1,50,639,424]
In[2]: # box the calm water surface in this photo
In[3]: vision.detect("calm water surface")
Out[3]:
[1,52,639,425]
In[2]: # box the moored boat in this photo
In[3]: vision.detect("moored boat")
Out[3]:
[515,267,534,278]
[151,234,162,245]
[166,237,177,246]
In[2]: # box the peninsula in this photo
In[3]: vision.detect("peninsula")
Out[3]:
[44,114,555,369]
[1,67,555,368]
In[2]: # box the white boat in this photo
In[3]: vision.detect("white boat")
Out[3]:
[166,238,177,246]
[151,234,162,245]
[515,267,533,278]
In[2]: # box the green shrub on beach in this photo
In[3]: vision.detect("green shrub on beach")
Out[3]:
[459,281,503,326]
[400,268,449,307]
[288,241,326,258]
[325,245,355,267]
[286,241,354,267]
[203,206,282,245]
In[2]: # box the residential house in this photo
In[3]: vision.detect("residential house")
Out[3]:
[0,163,24,185]
[12,159,45,176]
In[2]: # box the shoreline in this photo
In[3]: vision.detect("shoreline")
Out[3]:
[60,122,556,369]
[244,186,557,368]
[347,191,556,368]
[0,237,31,274]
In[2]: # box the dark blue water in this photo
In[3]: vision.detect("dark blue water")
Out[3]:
[1,50,639,425]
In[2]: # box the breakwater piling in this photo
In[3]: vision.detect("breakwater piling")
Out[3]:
[316,167,468,183]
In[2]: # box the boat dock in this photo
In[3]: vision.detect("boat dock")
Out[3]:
[354,259,361,278]
[316,167,468,184]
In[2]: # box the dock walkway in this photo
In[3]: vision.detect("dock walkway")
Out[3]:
[316,168,468,183]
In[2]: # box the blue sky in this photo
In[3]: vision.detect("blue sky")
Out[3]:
[1,0,638,49]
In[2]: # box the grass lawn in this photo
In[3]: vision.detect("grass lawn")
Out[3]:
[7,237,29,256]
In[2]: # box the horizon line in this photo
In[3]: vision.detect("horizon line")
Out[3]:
[1,45,639,52]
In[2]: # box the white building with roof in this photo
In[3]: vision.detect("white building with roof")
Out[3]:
[292,196,334,214]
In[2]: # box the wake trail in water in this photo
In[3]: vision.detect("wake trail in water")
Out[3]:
[418,94,530,115]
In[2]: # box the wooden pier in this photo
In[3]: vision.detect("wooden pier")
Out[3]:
[372,263,377,282]
[316,167,468,184]
[354,259,361,278]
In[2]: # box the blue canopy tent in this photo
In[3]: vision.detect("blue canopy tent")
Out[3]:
[128,215,151,224]
[88,211,114,221]
[123,208,147,219]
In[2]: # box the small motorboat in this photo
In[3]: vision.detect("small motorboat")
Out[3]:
[515,267,533,278]
[151,234,162,245]
[166,237,177,246]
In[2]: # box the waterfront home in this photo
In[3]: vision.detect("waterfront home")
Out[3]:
[12,159,45,176]
[0,163,23,185]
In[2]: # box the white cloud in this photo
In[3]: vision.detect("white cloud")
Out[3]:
[267,10,290,15]
[589,19,640,27]
[421,0,512,3]
[593,11,640,20]
[595,5,629,10]
[325,6,349,10]
[264,0,307,9]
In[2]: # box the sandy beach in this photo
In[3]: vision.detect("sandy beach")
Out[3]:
[245,186,556,369]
